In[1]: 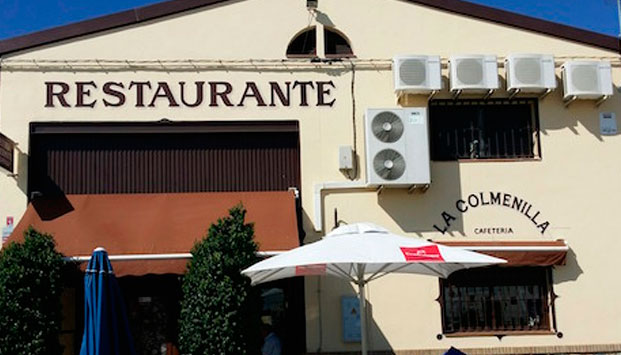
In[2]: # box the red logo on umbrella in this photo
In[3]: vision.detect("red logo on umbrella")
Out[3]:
[400,245,445,262]
[295,264,327,276]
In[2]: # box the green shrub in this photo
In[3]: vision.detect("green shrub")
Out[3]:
[0,227,66,355]
[178,205,262,355]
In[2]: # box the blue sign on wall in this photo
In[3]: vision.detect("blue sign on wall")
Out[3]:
[341,296,361,342]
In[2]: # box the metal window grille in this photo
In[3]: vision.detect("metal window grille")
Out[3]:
[429,99,540,160]
[439,267,553,335]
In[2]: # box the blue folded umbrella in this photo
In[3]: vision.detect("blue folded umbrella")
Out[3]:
[80,248,136,355]
[444,346,467,355]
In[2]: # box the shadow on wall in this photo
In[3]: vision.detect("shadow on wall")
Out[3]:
[378,161,464,236]
[307,276,395,354]
[364,296,393,353]
[553,248,583,284]
[301,208,322,244]
[315,11,335,27]
[14,148,28,195]
[538,83,619,142]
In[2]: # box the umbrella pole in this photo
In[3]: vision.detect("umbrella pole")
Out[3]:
[358,279,368,355]
[356,262,368,355]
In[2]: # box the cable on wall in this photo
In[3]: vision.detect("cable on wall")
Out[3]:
[348,59,357,180]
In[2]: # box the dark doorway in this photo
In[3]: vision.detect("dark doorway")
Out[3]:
[259,278,306,355]
[119,275,182,355]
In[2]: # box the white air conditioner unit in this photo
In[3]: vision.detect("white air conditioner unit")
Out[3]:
[506,54,556,94]
[562,60,612,101]
[365,108,430,187]
[393,55,442,94]
[449,55,499,95]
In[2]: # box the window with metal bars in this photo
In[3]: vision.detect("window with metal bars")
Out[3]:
[439,267,554,335]
[429,99,540,160]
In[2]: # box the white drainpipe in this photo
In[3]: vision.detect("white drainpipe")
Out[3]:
[313,181,372,232]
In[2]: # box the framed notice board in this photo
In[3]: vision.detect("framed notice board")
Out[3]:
[341,296,361,342]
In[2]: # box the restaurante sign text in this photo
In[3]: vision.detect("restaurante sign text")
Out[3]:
[44,80,337,108]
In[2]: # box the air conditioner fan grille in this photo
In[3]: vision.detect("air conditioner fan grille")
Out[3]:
[399,59,427,86]
[371,111,404,143]
[456,59,484,85]
[373,149,406,181]
[571,65,599,92]
[514,58,542,85]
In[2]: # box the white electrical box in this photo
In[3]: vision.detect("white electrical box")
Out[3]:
[600,112,617,135]
[365,108,430,187]
[339,145,354,170]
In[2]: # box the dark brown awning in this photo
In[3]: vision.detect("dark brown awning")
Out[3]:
[7,191,300,276]
[435,240,568,266]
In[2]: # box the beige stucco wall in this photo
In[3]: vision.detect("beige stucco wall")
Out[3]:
[1,0,620,352]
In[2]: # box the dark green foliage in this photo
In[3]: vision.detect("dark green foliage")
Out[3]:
[178,205,262,355]
[0,227,66,355]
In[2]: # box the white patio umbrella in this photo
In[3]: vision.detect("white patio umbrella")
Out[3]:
[242,223,506,355]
